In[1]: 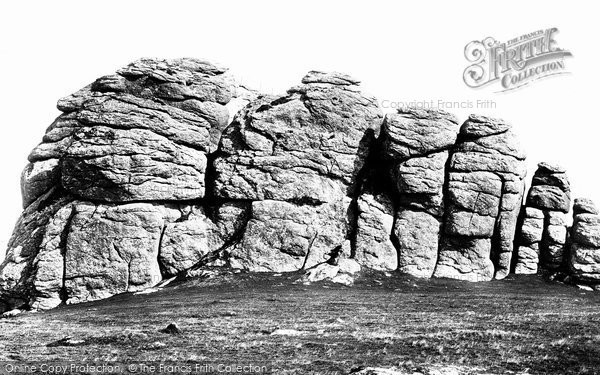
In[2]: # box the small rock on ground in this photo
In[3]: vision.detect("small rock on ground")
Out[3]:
[270,329,306,336]
[1,309,23,318]
[47,336,85,347]
[160,323,182,335]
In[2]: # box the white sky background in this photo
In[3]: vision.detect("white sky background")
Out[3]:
[0,1,598,261]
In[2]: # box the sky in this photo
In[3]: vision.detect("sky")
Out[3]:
[0,0,598,261]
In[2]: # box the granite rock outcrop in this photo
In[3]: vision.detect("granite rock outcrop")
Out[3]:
[2,58,598,313]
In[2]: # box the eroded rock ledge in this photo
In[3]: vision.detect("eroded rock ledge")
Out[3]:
[1,58,598,313]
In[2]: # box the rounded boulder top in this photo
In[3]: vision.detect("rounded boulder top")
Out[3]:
[118,57,229,78]
[574,198,599,215]
[459,114,512,137]
[395,107,458,122]
[301,71,361,86]
[537,162,567,174]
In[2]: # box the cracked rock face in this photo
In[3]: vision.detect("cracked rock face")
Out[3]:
[213,71,381,203]
[569,199,600,281]
[3,57,595,312]
[375,108,459,277]
[514,207,544,274]
[158,203,249,277]
[64,202,179,304]
[213,71,382,272]
[527,163,571,213]
[0,190,73,311]
[1,58,242,311]
[228,199,350,272]
[1,64,385,312]
[516,163,570,273]
[434,115,526,281]
[573,198,599,216]
[354,191,397,271]
[27,58,233,204]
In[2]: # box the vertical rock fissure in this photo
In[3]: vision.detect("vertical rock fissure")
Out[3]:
[58,205,76,305]
[347,195,360,260]
[301,232,320,270]
[540,212,552,267]
[389,197,402,272]
[432,142,456,277]
[348,130,379,259]
[112,243,130,292]
[510,202,527,273]
[156,222,169,279]
[490,176,506,272]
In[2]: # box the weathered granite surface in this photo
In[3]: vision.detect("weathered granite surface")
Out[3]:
[515,163,570,274]
[434,115,526,281]
[569,198,600,282]
[2,58,597,312]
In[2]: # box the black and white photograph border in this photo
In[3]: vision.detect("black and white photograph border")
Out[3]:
[0,1,599,374]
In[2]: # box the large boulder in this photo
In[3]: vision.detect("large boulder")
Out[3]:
[379,108,459,277]
[569,198,600,283]
[0,190,73,311]
[380,108,458,160]
[526,163,571,213]
[213,71,382,271]
[159,203,250,276]
[64,202,179,304]
[1,64,384,313]
[434,115,526,281]
[394,209,441,278]
[213,71,381,202]
[515,163,570,273]
[514,207,544,274]
[432,237,493,282]
[543,211,568,268]
[573,198,599,215]
[354,191,397,271]
[228,199,350,272]
[0,58,243,313]
[26,58,234,204]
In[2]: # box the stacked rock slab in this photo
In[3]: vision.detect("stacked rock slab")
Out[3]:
[568,198,600,283]
[433,115,527,281]
[354,188,397,271]
[0,58,243,311]
[515,163,570,273]
[514,207,545,274]
[362,108,459,276]
[212,71,383,271]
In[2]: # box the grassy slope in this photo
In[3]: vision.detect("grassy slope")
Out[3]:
[1,271,599,374]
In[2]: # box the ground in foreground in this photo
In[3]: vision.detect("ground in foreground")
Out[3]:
[1,271,599,374]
